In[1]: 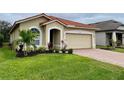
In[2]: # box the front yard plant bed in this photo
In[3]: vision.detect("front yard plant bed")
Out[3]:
[16,49,73,57]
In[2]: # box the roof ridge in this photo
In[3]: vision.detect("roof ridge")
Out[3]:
[48,15,90,25]
[91,19,121,24]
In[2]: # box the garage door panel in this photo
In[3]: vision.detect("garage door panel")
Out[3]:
[66,34,92,49]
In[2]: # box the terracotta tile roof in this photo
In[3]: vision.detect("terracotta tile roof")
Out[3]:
[48,16,95,28]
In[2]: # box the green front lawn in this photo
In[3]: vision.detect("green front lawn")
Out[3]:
[113,48,124,53]
[0,47,124,80]
[97,45,124,53]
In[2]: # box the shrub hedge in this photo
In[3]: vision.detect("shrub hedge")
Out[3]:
[16,48,73,57]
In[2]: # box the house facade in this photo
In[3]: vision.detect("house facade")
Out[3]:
[93,20,124,46]
[9,13,96,49]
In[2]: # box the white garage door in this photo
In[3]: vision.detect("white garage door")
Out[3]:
[66,33,92,49]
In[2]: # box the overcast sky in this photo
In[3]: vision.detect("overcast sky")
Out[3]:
[1,13,124,24]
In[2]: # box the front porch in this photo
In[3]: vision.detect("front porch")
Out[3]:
[106,31,124,47]
[46,28,63,49]
[49,29,61,49]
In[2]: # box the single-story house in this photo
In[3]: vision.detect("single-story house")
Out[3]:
[9,13,97,49]
[92,20,124,46]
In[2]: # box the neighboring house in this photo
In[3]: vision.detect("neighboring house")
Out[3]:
[92,20,124,46]
[9,13,96,49]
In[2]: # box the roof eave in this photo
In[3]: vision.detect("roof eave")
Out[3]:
[96,29,118,32]
[41,20,98,30]
[9,22,17,34]
[67,26,99,30]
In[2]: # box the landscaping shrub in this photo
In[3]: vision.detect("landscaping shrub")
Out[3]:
[16,50,25,57]
[27,51,37,56]
[38,46,46,53]
[61,49,66,53]
[49,49,54,53]
[54,49,60,53]
[16,44,24,57]
[16,48,73,57]
[68,49,73,54]
[45,50,50,53]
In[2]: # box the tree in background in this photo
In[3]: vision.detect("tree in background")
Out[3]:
[0,20,12,42]
[0,33,4,47]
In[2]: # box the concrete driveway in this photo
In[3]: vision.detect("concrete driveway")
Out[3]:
[74,49,124,67]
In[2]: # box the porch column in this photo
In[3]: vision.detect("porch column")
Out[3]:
[122,34,124,45]
[60,30,63,49]
[92,32,96,48]
[112,32,117,43]
[45,28,50,49]
[112,32,117,48]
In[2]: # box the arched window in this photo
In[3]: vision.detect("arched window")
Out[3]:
[30,28,40,45]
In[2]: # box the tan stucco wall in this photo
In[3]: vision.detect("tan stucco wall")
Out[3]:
[10,34,12,43]
[41,26,46,46]
[19,17,48,30]
[10,27,19,43]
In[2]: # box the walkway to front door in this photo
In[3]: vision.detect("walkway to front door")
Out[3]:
[74,49,124,67]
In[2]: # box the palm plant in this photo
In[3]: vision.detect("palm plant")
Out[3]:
[17,30,38,53]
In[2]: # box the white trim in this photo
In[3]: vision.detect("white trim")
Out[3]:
[47,27,63,48]
[42,20,66,26]
[117,26,124,30]
[64,30,93,40]
[29,26,42,47]
[92,32,96,48]
[66,25,98,30]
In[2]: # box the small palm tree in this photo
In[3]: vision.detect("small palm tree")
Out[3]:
[17,30,38,53]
